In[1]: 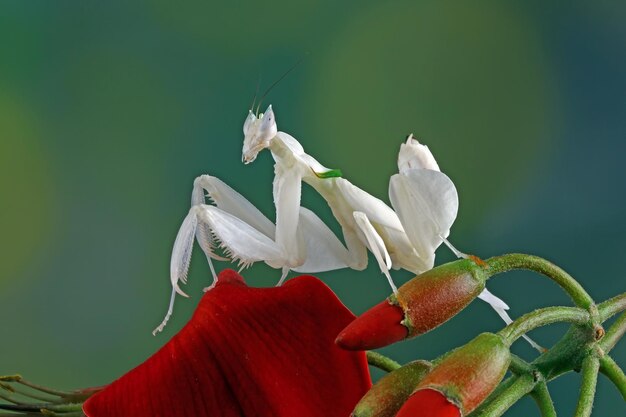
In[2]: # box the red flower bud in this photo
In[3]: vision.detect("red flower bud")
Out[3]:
[398,333,511,416]
[337,259,487,350]
[352,360,432,417]
[395,389,460,417]
[336,300,407,350]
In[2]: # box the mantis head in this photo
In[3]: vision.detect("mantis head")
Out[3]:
[242,105,277,164]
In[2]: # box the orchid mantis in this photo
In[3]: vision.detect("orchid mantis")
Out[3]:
[241,106,538,348]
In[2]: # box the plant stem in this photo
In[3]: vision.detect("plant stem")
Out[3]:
[0,403,83,413]
[0,377,71,399]
[599,355,626,400]
[599,311,626,353]
[573,355,600,417]
[0,384,58,404]
[530,382,557,417]
[597,292,626,321]
[0,412,84,417]
[366,351,401,372]
[471,373,536,417]
[508,354,532,375]
[485,254,595,309]
[498,306,590,346]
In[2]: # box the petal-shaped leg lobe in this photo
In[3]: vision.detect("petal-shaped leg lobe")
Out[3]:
[293,207,351,273]
[389,170,458,261]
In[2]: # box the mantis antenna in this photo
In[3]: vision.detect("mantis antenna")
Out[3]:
[249,74,261,113]
[255,54,308,116]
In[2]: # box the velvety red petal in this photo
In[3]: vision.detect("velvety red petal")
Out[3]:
[395,389,460,417]
[83,270,371,417]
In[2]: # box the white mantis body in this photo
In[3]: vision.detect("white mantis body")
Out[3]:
[154,105,538,350]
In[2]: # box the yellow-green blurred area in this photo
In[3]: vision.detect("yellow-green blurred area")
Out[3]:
[1,1,625,414]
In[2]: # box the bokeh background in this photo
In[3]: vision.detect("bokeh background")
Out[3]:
[1,1,625,414]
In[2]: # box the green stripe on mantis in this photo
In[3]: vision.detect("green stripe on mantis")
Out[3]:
[314,169,343,179]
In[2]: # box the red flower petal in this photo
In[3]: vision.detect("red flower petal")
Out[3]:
[395,389,461,417]
[84,269,371,417]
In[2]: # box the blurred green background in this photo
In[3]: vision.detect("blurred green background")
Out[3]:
[1,0,625,414]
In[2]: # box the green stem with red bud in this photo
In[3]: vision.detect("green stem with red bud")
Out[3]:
[485,254,595,309]
[356,256,625,417]
[462,291,626,416]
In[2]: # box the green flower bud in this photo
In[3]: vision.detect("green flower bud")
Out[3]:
[395,258,488,338]
[352,360,432,417]
[416,333,511,415]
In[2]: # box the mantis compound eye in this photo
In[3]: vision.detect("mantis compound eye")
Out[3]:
[242,110,256,135]
[259,105,276,135]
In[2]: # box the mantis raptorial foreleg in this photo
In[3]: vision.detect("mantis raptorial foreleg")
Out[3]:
[153,200,284,335]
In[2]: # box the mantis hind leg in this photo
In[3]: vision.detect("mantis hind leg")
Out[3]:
[276,266,290,286]
[153,288,177,336]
